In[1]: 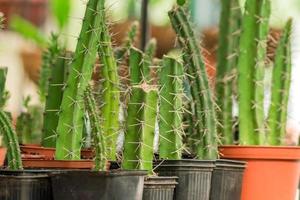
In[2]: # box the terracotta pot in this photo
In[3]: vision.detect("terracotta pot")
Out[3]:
[219,146,300,200]
[21,145,55,160]
[22,159,95,169]
[0,147,6,166]
[0,0,48,29]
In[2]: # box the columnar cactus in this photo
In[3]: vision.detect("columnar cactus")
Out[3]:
[84,86,106,171]
[237,0,271,145]
[122,47,158,173]
[0,111,23,170]
[97,0,120,161]
[0,68,8,108]
[55,0,103,160]
[158,56,184,159]
[168,7,218,159]
[267,19,292,145]
[42,51,70,147]
[216,0,242,144]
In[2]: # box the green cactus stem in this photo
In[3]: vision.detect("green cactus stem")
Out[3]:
[122,47,158,173]
[55,0,103,160]
[267,19,292,145]
[42,51,70,147]
[39,34,61,102]
[216,0,242,145]
[0,111,23,170]
[168,7,218,159]
[159,56,184,159]
[84,86,106,171]
[143,38,157,84]
[237,0,270,145]
[0,68,8,108]
[97,1,120,161]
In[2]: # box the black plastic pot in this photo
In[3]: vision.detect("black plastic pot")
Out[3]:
[0,170,52,200]
[210,159,246,200]
[143,176,177,200]
[51,170,147,200]
[154,159,215,200]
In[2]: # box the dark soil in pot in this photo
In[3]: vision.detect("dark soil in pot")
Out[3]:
[154,159,215,200]
[0,170,52,200]
[143,176,177,200]
[50,170,147,200]
[210,159,246,200]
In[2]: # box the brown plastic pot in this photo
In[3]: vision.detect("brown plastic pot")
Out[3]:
[21,145,55,160]
[0,147,6,166]
[219,146,300,200]
[22,159,94,169]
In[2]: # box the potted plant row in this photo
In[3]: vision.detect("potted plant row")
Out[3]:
[215,0,300,199]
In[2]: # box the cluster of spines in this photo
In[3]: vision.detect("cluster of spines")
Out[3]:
[267,19,292,145]
[84,86,106,171]
[237,0,271,145]
[168,6,218,159]
[122,44,158,174]
[55,0,104,160]
[97,0,120,161]
[42,51,71,147]
[158,56,184,160]
[216,0,242,145]
[0,111,23,170]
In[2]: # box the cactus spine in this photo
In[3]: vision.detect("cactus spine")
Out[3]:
[55,0,103,160]
[237,0,270,145]
[0,68,8,108]
[84,86,106,171]
[267,20,292,145]
[42,52,70,147]
[216,0,241,144]
[97,0,120,161]
[159,56,184,159]
[0,111,23,170]
[168,7,218,159]
[122,47,158,173]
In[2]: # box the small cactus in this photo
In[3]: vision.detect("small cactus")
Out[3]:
[0,111,23,170]
[0,68,8,108]
[55,0,104,160]
[267,19,292,145]
[158,56,184,160]
[84,86,106,171]
[168,6,218,159]
[42,51,71,147]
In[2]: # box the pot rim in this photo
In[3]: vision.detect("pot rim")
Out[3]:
[219,145,300,160]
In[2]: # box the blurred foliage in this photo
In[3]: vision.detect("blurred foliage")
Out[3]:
[50,0,71,30]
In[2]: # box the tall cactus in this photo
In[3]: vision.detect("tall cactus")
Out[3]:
[97,0,120,161]
[55,0,103,160]
[216,0,242,144]
[237,0,271,145]
[0,68,8,108]
[159,56,184,159]
[267,19,292,145]
[42,51,70,147]
[84,86,106,171]
[0,111,23,170]
[122,47,158,173]
[168,7,218,159]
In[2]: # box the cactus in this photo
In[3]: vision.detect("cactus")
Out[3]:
[0,111,23,170]
[237,0,270,145]
[267,19,292,145]
[97,0,120,161]
[168,7,218,159]
[39,34,61,102]
[0,68,8,108]
[84,86,106,171]
[158,56,184,159]
[42,51,70,147]
[55,0,103,160]
[216,0,242,144]
[122,47,158,173]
